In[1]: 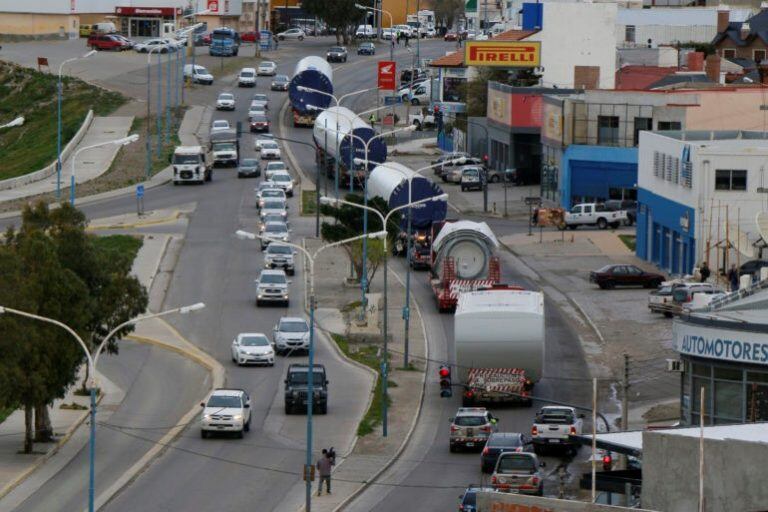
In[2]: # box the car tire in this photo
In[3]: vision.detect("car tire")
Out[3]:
[285,403,292,415]
[598,282,608,290]
[664,312,674,318]
[413,120,422,131]
[298,36,304,41]
[610,221,620,229]
[533,444,543,455]
[449,444,457,453]
[319,404,327,414]
[490,175,500,183]
[568,225,578,230]
[256,300,262,307]
[411,98,420,106]
[597,217,608,230]
[244,418,251,432]
[201,430,208,439]
[461,186,466,191]
[287,269,295,276]
[604,281,615,289]
[237,429,244,439]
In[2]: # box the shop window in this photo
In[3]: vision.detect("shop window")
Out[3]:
[755,50,767,63]
[747,383,768,422]
[633,117,652,146]
[442,77,465,103]
[715,169,747,191]
[657,121,681,131]
[714,366,742,381]
[714,380,743,421]
[597,116,619,145]
[693,363,711,377]
[748,371,768,383]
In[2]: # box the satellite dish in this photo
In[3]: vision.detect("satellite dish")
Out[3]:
[758,211,768,245]
[0,116,24,129]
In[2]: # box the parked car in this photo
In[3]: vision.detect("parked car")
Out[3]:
[112,34,135,49]
[460,167,484,191]
[563,202,627,230]
[260,141,282,160]
[355,24,375,39]
[200,389,251,438]
[605,199,637,226]
[134,38,177,53]
[231,333,275,366]
[238,67,257,87]
[671,282,726,310]
[237,158,261,179]
[431,151,469,167]
[648,282,676,316]
[740,259,768,281]
[440,156,482,180]
[88,34,129,51]
[254,268,291,306]
[326,46,348,62]
[183,64,214,85]
[589,264,665,290]
[79,24,93,37]
[481,433,534,474]
[491,452,544,496]
[271,74,290,91]
[273,317,310,353]
[258,61,277,76]
[277,28,305,40]
[241,31,258,42]
[249,114,270,132]
[449,407,499,453]
[216,92,236,111]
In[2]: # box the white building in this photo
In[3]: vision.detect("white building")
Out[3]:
[636,130,768,276]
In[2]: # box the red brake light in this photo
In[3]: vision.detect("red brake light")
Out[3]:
[602,454,612,470]
[531,425,538,436]
[531,476,539,485]
[570,426,577,435]
[450,425,458,433]
[491,476,497,484]
[482,447,489,456]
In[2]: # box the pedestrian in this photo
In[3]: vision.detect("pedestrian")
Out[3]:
[727,264,739,291]
[404,32,410,47]
[369,113,376,125]
[273,35,279,50]
[328,446,337,465]
[316,449,333,496]
[699,261,711,283]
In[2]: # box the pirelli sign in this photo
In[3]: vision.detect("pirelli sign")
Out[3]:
[464,41,541,67]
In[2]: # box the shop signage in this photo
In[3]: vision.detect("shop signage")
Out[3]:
[115,6,180,16]
[464,41,541,67]
[433,102,465,113]
[674,322,768,366]
[377,61,396,91]
[207,0,219,13]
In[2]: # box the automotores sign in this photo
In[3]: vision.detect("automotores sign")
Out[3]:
[674,321,768,366]
[464,41,541,67]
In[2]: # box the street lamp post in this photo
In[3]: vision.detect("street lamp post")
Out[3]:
[146,45,166,178]
[0,302,205,512]
[70,135,139,205]
[355,3,393,46]
[466,119,491,213]
[320,193,448,437]
[57,51,97,201]
[235,230,385,512]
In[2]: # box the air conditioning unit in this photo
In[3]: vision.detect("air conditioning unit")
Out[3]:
[667,359,683,372]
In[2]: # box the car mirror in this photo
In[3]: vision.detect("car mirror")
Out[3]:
[200,402,205,407]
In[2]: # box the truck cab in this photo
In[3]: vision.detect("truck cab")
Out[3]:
[209,129,239,167]
[172,146,211,184]
[210,27,240,56]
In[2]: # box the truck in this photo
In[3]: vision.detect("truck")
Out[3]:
[455,288,544,407]
[172,146,211,184]
[407,10,435,37]
[209,129,239,167]
[563,202,628,230]
[530,406,583,455]
[430,220,501,312]
[289,57,333,128]
[209,27,240,56]
[408,109,436,131]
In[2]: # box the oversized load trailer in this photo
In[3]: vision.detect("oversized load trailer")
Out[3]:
[454,289,544,406]
[430,220,501,311]
[367,162,446,228]
[289,57,333,127]
[312,106,386,186]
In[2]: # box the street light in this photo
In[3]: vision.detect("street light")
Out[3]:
[355,3,393,44]
[146,45,166,178]
[320,193,447,437]
[235,229,384,512]
[0,302,205,512]
[70,134,139,205]
[297,85,379,107]
[57,50,97,201]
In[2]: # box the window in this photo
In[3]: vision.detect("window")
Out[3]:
[723,49,736,59]
[597,116,619,145]
[633,117,652,146]
[625,25,636,43]
[715,169,748,191]
[755,50,767,63]
[657,121,682,131]
[653,151,663,177]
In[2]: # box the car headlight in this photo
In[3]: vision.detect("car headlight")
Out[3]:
[232,414,243,421]
[203,414,212,420]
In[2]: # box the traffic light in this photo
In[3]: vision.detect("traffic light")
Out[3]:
[602,453,613,471]
[439,365,452,398]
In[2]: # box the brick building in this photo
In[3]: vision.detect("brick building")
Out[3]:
[712,6,768,63]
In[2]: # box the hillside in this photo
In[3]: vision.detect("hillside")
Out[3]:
[0,62,125,180]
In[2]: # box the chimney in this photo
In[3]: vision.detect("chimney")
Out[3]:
[741,21,751,40]
[706,54,722,83]
[717,6,730,34]
[687,51,704,71]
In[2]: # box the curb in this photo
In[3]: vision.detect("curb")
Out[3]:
[93,322,224,511]
[86,211,183,231]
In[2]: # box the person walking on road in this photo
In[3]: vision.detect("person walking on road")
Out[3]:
[699,261,711,283]
[728,264,740,291]
[316,449,333,496]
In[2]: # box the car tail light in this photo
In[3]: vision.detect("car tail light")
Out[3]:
[450,425,459,433]
[531,425,538,436]
[482,447,489,456]
[570,425,577,435]
[480,426,491,433]
[491,476,497,484]
[531,476,540,485]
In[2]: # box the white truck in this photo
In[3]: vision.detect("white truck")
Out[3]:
[408,110,436,131]
[454,288,544,406]
[209,129,239,167]
[172,146,211,184]
[531,406,583,455]
[563,202,628,230]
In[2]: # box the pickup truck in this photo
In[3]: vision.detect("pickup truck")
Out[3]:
[409,111,435,131]
[531,406,583,455]
[563,203,627,230]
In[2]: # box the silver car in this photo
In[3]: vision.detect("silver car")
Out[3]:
[254,268,290,306]
[257,61,277,76]
[272,316,310,354]
[259,199,288,221]
[257,188,286,209]
[264,161,289,180]
[491,452,544,496]
[264,244,296,275]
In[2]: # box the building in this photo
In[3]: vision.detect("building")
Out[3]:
[381,0,432,27]
[712,5,768,62]
[464,0,504,31]
[636,130,768,275]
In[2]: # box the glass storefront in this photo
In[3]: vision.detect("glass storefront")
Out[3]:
[682,356,768,425]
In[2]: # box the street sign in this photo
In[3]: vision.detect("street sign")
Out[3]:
[378,61,396,91]
[524,196,541,206]
[136,184,144,198]
[384,96,402,106]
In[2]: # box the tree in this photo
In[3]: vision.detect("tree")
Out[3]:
[320,194,399,291]
[434,0,464,31]
[302,0,366,44]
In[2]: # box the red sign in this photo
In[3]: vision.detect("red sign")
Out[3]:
[207,0,219,13]
[378,61,396,91]
[115,6,180,16]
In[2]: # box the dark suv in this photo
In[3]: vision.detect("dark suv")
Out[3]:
[284,364,329,415]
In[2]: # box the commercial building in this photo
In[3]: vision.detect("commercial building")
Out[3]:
[636,130,768,276]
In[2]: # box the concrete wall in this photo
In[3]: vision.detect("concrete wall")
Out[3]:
[688,89,768,131]
[617,47,679,67]
[525,3,617,89]
[476,491,656,511]
[0,13,79,37]
[617,24,718,46]
[642,432,768,512]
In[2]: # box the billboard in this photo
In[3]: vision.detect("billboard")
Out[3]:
[464,41,541,67]
[487,88,511,126]
[541,99,564,146]
[378,61,396,91]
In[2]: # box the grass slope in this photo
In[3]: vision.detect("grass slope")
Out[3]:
[0,62,125,180]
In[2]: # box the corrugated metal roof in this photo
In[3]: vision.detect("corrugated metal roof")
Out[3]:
[617,7,752,26]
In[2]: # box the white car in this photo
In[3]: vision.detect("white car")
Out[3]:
[381,28,396,40]
[425,27,437,37]
[231,333,275,366]
[135,38,177,53]
[200,389,251,438]
[183,64,213,85]
[216,92,235,110]
[248,102,267,118]
[238,67,257,87]
[269,171,294,197]
[254,134,275,151]
[260,141,281,160]
[260,198,288,221]
[277,28,305,41]
[255,267,291,304]
[211,119,231,132]
[257,188,287,209]
[257,61,277,76]
[264,161,288,180]
[254,181,281,206]
[273,317,310,354]
[251,93,269,110]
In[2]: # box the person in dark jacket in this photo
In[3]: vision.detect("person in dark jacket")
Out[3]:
[727,264,739,291]
[316,449,333,496]
[699,261,711,282]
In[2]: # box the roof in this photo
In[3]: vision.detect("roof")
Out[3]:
[174,145,204,153]
[211,388,246,396]
[713,10,768,46]
[648,71,714,89]
[617,7,751,26]
[456,289,544,316]
[456,407,489,416]
[616,65,678,90]
[491,29,537,41]
[430,51,464,68]
[432,220,499,252]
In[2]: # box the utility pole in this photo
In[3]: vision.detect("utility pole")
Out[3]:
[622,353,630,431]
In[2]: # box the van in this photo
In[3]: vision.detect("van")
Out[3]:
[400,79,432,105]
[355,25,375,39]
[92,22,116,34]
[183,64,214,85]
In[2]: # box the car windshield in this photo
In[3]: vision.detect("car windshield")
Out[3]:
[653,285,673,295]
[455,416,486,427]
[596,265,614,273]
[219,94,234,100]
[252,115,268,122]
[207,395,241,408]
[263,201,285,209]
[269,245,292,255]
[240,70,254,77]
[290,371,325,385]
[262,142,278,149]
[496,455,535,473]
[281,320,308,332]
[240,335,269,346]
[260,62,274,67]
[173,154,200,164]
[215,143,236,151]
[274,75,289,82]
[260,273,286,283]
[253,94,268,102]
[330,47,344,52]
[464,169,479,177]
[259,183,277,191]
[267,163,286,170]
[489,435,522,447]
[265,224,287,233]
[213,121,229,128]
[241,159,259,167]
[462,491,477,506]
[197,67,210,75]
[263,190,283,198]
[272,174,290,182]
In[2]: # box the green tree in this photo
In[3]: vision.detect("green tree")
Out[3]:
[434,0,464,31]
[302,0,367,44]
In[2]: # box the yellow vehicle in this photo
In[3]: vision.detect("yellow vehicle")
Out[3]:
[79,24,93,37]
